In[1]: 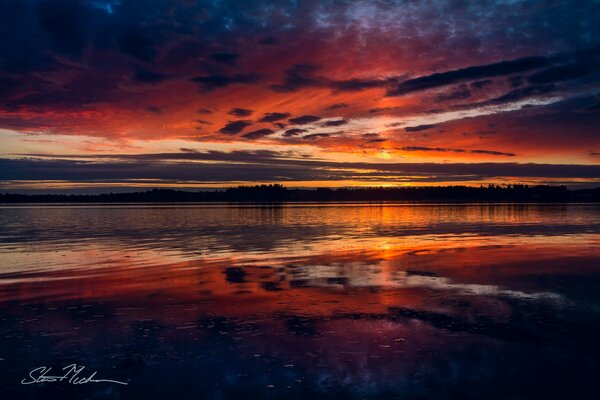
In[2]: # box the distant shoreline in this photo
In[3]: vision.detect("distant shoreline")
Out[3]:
[2,184,599,203]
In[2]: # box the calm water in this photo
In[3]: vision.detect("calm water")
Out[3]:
[1,203,599,399]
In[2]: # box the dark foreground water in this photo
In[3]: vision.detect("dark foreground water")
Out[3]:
[0,203,599,399]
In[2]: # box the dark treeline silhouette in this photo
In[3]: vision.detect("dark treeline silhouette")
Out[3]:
[1,184,600,203]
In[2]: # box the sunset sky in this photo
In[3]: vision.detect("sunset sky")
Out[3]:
[1,0,599,192]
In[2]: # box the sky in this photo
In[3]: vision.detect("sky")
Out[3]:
[1,0,600,192]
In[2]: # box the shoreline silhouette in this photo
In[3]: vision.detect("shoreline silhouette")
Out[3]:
[1,184,599,203]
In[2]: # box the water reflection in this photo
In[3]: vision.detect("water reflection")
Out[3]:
[0,204,599,399]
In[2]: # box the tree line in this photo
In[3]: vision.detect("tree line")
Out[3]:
[1,184,599,203]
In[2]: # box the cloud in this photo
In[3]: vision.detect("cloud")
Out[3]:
[118,26,158,62]
[289,115,322,125]
[404,124,438,132]
[227,108,253,117]
[471,79,494,89]
[454,84,558,109]
[283,128,307,137]
[331,78,387,92]
[3,156,599,186]
[400,146,515,156]
[35,0,90,57]
[327,103,348,110]
[242,128,275,139]
[322,119,348,127]
[387,55,553,96]
[270,64,389,93]
[434,85,471,102]
[218,120,253,134]
[133,67,169,84]
[362,133,380,139]
[19,149,308,163]
[369,106,403,114]
[470,149,516,156]
[303,133,330,140]
[269,64,322,92]
[527,64,596,84]
[0,76,19,97]
[191,74,261,92]
[259,112,291,123]
[509,76,524,87]
[209,52,240,66]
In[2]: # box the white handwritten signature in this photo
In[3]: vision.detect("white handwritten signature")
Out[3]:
[21,364,128,385]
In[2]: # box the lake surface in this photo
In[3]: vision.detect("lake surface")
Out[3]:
[1,203,599,399]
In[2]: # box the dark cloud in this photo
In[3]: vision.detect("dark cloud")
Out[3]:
[118,27,158,62]
[331,78,387,92]
[209,52,240,66]
[228,108,253,117]
[218,120,252,135]
[404,124,438,132]
[401,146,462,153]
[3,156,599,185]
[509,76,524,87]
[362,133,380,139]
[13,149,312,165]
[283,128,307,137]
[435,85,471,102]
[470,149,516,156]
[197,108,213,114]
[471,80,494,89]
[578,96,600,112]
[401,146,515,156]
[270,64,389,93]
[242,128,274,139]
[133,67,169,84]
[0,156,325,183]
[322,119,348,127]
[289,115,321,125]
[269,64,322,93]
[474,84,557,107]
[191,74,261,92]
[35,0,89,57]
[327,103,348,110]
[527,47,600,84]
[303,133,330,140]
[259,112,291,123]
[0,76,19,97]
[369,107,403,114]
[387,55,553,96]
[528,64,597,84]
[196,119,212,125]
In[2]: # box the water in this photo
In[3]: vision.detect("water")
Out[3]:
[0,203,599,399]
